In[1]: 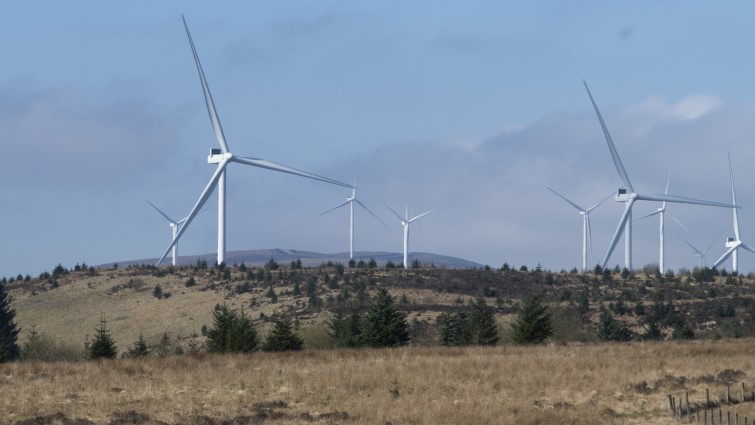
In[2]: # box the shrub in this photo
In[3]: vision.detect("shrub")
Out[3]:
[597,310,632,342]
[262,318,303,352]
[127,334,150,357]
[511,294,553,344]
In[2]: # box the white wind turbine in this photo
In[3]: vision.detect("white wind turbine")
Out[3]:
[583,80,735,270]
[318,177,385,260]
[384,204,436,268]
[147,201,187,266]
[713,153,754,273]
[157,17,352,266]
[634,174,693,273]
[679,233,722,269]
[546,187,612,272]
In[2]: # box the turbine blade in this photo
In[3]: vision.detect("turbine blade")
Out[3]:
[381,202,405,223]
[664,172,671,195]
[146,200,177,224]
[157,160,228,266]
[413,206,425,240]
[602,198,635,268]
[546,186,585,212]
[182,16,230,154]
[713,246,737,268]
[355,199,386,226]
[408,208,437,223]
[665,210,693,235]
[318,199,351,217]
[729,152,741,240]
[740,243,755,255]
[678,236,704,256]
[704,232,724,256]
[232,156,352,188]
[583,80,634,192]
[586,192,614,213]
[637,193,736,208]
[634,210,661,222]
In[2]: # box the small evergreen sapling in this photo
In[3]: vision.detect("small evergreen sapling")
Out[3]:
[89,314,118,359]
[0,280,20,362]
[262,317,303,352]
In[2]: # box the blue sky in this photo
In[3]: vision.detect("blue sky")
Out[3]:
[3,1,755,276]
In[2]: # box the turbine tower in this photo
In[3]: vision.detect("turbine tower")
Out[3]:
[583,80,735,270]
[147,201,187,267]
[157,17,352,266]
[634,174,693,273]
[384,204,435,268]
[546,187,611,272]
[713,153,754,273]
[680,233,722,269]
[318,177,385,260]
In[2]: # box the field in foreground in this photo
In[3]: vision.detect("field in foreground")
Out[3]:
[4,340,755,425]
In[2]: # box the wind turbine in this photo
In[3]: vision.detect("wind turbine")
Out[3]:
[583,80,735,270]
[157,17,352,266]
[147,201,187,266]
[713,153,754,273]
[634,174,693,273]
[680,233,722,269]
[318,176,385,260]
[383,204,436,268]
[546,187,612,272]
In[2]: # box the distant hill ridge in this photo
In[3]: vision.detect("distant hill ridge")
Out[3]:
[106,249,484,269]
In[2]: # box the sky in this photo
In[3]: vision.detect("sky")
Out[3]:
[3,1,755,276]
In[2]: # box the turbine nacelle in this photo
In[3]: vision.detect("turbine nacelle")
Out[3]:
[208,149,232,164]
[726,238,738,248]
[615,188,631,202]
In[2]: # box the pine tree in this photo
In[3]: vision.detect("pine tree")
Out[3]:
[597,310,632,342]
[262,318,303,352]
[438,312,467,346]
[361,288,409,347]
[228,308,259,353]
[465,297,499,345]
[206,304,236,354]
[510,294,553,344]
[89,314,117,359]
[328,311,363,348]
[0,280,20,362]
[127,334,150,357]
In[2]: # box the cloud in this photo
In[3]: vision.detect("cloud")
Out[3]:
[628,94,722,121]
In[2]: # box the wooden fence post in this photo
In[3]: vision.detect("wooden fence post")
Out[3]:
[742,383,746,403]
[728,385,731,404]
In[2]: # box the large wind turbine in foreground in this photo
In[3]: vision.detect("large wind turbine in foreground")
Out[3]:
[713,154,754,273]
[147,201,187,267]
[319,179,385,260]
[634,174,693,273]
[384,204,436,268]
[583,80,735,270]
[157,17,352,266]
[546,187,611,272]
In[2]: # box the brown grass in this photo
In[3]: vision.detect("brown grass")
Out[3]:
[4,339,755,424]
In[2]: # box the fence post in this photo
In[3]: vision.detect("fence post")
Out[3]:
[742,383,746,403]
[687,391,691,421]
[728,385,731,404]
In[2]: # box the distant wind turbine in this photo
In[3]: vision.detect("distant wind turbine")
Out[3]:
[319,175,385,260]
[157,17,352,266]
[713,153,754,273]
[546,187,612,272]
[679,233,723,269]
[583,80,736,270]
[147,201,187,267]
[383,204,436,268]
[634,174,693,273]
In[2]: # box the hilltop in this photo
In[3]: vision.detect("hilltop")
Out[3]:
[6,261,755,357]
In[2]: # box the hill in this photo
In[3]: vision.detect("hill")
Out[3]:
[104,249,484,269]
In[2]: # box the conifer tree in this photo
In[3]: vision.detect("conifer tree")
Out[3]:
[0,280,20,362]
[89,314,118,359]
[328,311,363,348]
[127,334,150,357]
[465,297,499,345]
[597,310,632,341]
[361,288,409,347]
[228,308,259,352]
[206,304,237,353]
[510,294,553,344]
[438,312,467,346]
[262,317,303,352]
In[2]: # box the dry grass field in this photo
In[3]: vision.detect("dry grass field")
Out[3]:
[3,340,755,424]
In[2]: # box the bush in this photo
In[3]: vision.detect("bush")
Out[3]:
[440,297,499,346]
[361,288,409,347]
[262,318,303,352]
[597,310,632,342]
[511,294,553,344]
[89,315,118,359]
[126,334,150,357]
